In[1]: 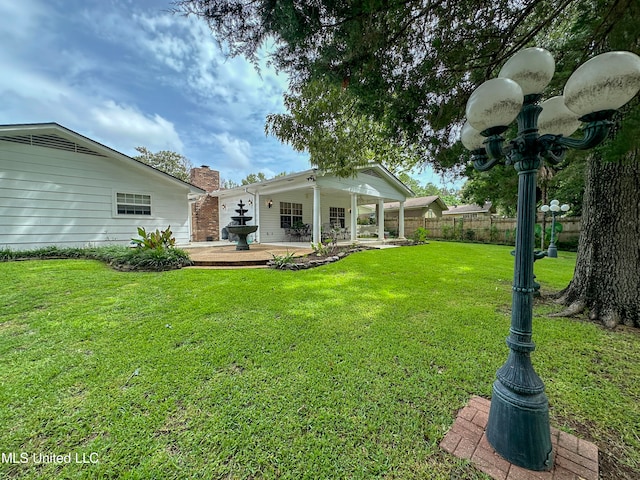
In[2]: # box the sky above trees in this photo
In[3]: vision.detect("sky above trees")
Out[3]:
[0,0,458,188]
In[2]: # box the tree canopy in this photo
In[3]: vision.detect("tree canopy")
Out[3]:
[173,0,638,176]
[133,147,193,182]
[221,171,290,189]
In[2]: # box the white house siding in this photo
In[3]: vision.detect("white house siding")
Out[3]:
[220,190,350,243]
[0,141,192,250]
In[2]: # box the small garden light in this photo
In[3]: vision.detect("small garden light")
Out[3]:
[461,47,640,471]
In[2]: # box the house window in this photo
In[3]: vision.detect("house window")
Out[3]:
[116,193,151,215]
[280,202,302,228]
[329,207,346,228]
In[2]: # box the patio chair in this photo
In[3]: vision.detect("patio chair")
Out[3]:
[300,224,311,242]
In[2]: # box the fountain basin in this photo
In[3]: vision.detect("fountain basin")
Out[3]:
[227,224,258,251]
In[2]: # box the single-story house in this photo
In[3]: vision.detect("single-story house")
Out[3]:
[442,202,495,219]
[213,163,414,244]
[0,123,205,250]
[382,195,448,219]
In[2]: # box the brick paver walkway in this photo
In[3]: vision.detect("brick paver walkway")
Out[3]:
[440,397,598,480]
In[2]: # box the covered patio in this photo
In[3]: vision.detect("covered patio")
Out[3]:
[214,163,414,245]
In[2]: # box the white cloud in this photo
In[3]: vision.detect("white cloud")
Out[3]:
[89,101,184,154]
[0,0,309,183]
[213,132,252,170]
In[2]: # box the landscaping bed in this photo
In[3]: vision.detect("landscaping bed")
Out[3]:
[268,240,417,269]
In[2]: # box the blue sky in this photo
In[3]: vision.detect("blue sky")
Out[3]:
[0,0,461,188]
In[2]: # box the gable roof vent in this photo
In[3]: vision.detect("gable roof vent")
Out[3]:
[361,168,382,178]
[0,134,107,157]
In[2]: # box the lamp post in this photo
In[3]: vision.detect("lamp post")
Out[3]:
[540,200,570,257]
[461,48,640,471]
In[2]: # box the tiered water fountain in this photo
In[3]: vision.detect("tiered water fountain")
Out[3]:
[226,200,258,251]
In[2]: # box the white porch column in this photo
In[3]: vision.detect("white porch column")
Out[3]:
[313,186,321,244]
[378,198,385,242]
[398,200,406,239]
[350,193,358,242]
[254,193,261,243]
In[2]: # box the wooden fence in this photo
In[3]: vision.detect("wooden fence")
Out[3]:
[384,215,582,246]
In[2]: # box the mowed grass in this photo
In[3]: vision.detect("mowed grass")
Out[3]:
[0,242,638,479]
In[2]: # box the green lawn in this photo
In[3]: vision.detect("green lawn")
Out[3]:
[1,242,638,479]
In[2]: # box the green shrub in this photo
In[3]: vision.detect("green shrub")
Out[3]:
[311,242,332,257]
[0,238,192,272]
[116,247,192,271]
[489,225,500,243]
[131,226,176,250]
[412,227,429,244]
[270,250,296,269]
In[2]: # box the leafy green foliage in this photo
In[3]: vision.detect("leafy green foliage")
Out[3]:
[131,226,176,250]
[461,163,519,217]
[267,81,424,176]
[535,222,563,244]
[412,227,429,244]
[222,171,291,189]
[310,241,332,257]
[133,147,193,182]
[270,250,296,269]
[0,243,192,271]
[174,0,638,174]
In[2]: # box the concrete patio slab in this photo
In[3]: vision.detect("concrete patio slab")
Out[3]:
[183,242,314,267]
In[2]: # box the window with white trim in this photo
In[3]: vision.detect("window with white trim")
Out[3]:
[329,207,346,228]
[116,193,151,215]
[280,202,303,228]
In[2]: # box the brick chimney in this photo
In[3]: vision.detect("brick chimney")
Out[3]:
[189,165,220,192]
[189,165,220,242]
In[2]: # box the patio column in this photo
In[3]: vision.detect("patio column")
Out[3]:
[398,201,406,239]
[350,193,358,242]
[378,198,385,242]
[254,193,261,243]
[313,186,321,244]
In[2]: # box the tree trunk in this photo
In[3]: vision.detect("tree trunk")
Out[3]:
[555,151,640,328]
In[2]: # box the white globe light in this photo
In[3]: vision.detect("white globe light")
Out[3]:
[460,121,486,151]
[564,51,640,117]
[540,205,550,212]
[499,47,556,95]
[537,96,581,137]
[466,78,524,132]
[550,199,560,206]
[561,204,570,212]
[550,204,560,212]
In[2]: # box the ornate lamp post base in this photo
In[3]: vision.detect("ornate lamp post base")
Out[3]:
[486,381,553,471]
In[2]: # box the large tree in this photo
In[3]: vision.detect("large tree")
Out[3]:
[133,146,193,182]
[545,0,640,328]
[175,0,640,327]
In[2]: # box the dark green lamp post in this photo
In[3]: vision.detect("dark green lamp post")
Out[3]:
[461,48,640,471]
[540,200,570,258]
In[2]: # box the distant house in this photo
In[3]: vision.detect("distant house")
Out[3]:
[442,202,495,219]
[0,123,205,250]
[382,195,448,219]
